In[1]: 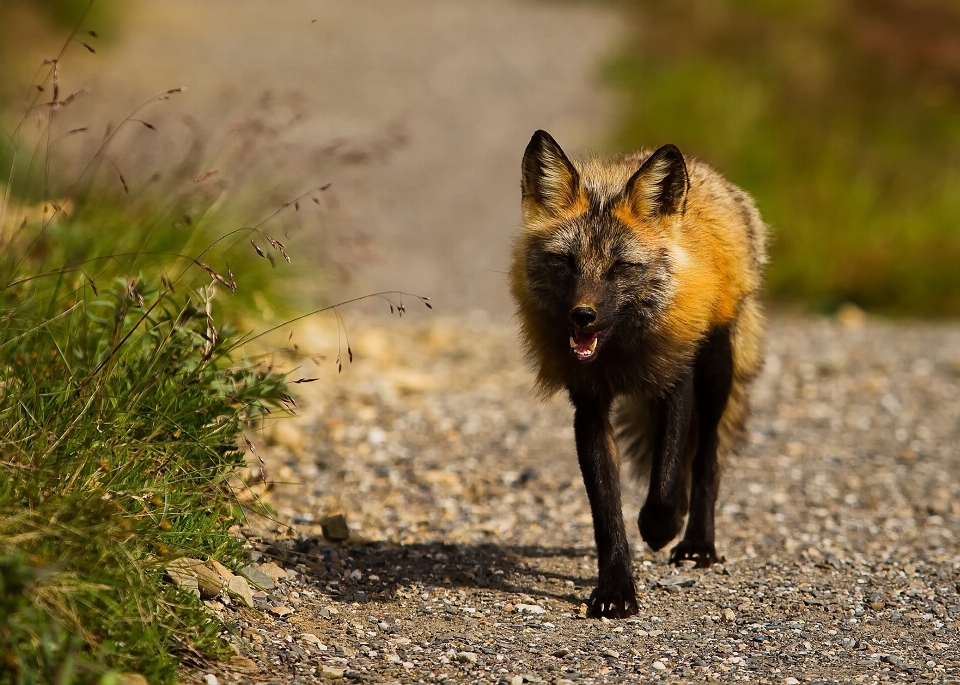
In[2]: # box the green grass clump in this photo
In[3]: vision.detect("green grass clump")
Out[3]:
[0,42,304,681]
[607,0,960,315]
[0,266,289,683]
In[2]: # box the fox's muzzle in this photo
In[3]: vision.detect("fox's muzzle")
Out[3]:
[570,305,597,328]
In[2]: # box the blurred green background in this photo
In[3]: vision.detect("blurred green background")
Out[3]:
[4,0,960,316]
[608,0,960,316]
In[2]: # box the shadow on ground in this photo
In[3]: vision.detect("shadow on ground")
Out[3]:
[256,538,599,608]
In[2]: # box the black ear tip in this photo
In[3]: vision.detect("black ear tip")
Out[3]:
[656,143,684,160]
[530,129,558,148]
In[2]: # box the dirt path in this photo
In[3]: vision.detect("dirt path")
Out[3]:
[53,0,620,320]
[180,313,960,685]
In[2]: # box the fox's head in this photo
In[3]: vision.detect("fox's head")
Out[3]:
[514,130,689,365]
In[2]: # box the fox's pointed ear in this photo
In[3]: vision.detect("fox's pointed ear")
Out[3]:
[521,130,580,218]
[625,144,689,218]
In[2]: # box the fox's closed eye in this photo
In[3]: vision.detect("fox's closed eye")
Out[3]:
[547,252,575,269]
[613,261,644,273]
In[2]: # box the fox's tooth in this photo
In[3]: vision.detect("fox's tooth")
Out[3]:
[569,336,576,350]
[588,337,598,353]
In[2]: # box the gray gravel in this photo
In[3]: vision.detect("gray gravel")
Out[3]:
[184,312,960,684]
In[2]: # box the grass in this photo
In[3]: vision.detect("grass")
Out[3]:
[0,23,307,684]
[0,274,289,683]
[605,0,960,316]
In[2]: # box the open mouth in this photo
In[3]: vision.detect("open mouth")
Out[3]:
[569,328,606,361]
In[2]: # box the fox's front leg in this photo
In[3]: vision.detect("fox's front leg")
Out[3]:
[670,325,734,568]
[638,371,695,552]
[571,392,637,619]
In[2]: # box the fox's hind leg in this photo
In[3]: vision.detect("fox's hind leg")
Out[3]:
[669,324,733,568]
[570,391,638,619]
[637,371,695,551]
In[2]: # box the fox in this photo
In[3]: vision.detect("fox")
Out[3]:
[510,130,766,619]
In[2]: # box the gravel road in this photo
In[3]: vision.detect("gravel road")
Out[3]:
[183,312,960,685]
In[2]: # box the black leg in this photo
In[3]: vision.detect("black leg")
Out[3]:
[571,391,637,619]
[638,371,695,552]
[670,325,733,568]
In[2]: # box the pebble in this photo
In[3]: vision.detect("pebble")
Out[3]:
[238,564,275,591]
[268,604,293,616]
[514,603,546,614]
[657,575,696,588]
[226,656,257,673]
[117,676,149,685]
[318,665,344,679]
[257,561,287,582]
[226,575,254,608]
[321,513,351,542]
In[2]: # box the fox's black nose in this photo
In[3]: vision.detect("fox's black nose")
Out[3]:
[570,305,597,328]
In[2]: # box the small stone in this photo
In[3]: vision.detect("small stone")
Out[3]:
[603,649,620,658]
[354,591,367,601]
[271,421,303,451]
[318,665,345,679]
[722,608,736,622]
[870,601,885,611]
[227,575,254,608]
[203,675,218,685]
[300,633,322,645]
[238,565,275,591]
[321,513,351,542]
[268,604,294,617]
[658,575,696,588]
[510,677,523,685]
[784,678,800,685]
[195,564,226,599]
[552,647,569,657]
[257,561,287,582]
[165,558,203,597]
[227,656,258,673]
[117,675,150,685]
[207,560,235,582]
[652,661,667,671]
[577,603,588,618]
[515,603,546,614]
[456,651,478,663]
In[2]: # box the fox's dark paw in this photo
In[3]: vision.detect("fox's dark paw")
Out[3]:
[669,540,723,568]
[587,578,638,619]
[638,501,686,551]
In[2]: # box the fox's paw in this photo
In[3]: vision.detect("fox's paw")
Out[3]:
[669,540,723,568]
[638,501,686,552]
[587,576,638,619]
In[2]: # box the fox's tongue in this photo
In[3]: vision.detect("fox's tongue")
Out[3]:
[569,330,600,359]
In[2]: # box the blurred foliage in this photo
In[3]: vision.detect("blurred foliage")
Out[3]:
[607,0,960,315]
[0,0,119,31]
[0,0,121,107]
